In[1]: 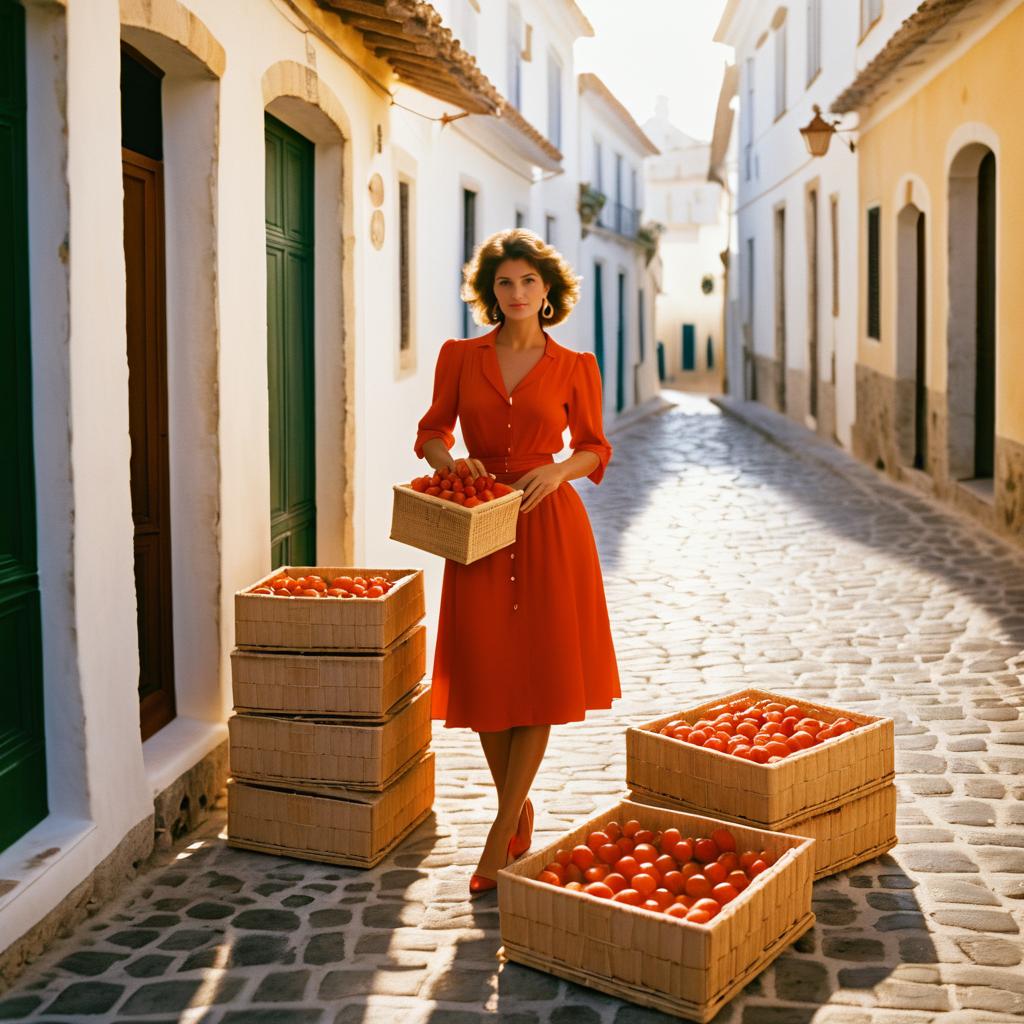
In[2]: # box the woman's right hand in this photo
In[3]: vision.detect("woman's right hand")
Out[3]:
[453,456,489,480]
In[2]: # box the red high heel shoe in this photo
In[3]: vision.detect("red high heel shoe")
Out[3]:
[469,836,516,896]
[509,797,534,859]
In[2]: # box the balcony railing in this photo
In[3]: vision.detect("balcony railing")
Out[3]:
[602,202,641,238]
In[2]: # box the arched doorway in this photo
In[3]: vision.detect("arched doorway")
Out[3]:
[896,203,927,469]
[947,143,996,483]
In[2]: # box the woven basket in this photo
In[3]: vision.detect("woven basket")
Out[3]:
[626,688,894,828]
[631,782,897,881]
[229,683,431,791]
[499,798,814,1023]
[227,749,434,868]
[235,567,424,651]
[230,624,425,718]
[390,484,522,564]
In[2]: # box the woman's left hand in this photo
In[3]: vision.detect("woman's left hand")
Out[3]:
[512,463,566,513]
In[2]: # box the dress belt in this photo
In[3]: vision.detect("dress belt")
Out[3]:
[477,453,555,475]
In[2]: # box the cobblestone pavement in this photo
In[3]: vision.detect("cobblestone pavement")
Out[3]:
[3,394,1023,1024]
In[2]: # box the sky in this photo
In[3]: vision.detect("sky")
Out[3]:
[574,0,732,142]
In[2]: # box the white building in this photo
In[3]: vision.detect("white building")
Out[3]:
[643,98,730,393]
[576,73,662,414]
[1,0,631,979]
[715,0,864,442]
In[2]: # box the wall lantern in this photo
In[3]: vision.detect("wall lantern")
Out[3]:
[799,104,855,157]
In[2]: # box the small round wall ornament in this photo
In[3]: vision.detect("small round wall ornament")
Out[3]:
[368,173,384,207]
[701,274,715,295]
[370,209,385,250]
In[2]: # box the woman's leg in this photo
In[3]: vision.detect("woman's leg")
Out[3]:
[478,729,512,792]
[475,724,550,877]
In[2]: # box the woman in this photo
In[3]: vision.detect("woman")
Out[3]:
[414,229,620,894]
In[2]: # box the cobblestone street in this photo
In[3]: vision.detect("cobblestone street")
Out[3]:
[2,394,1023,1024]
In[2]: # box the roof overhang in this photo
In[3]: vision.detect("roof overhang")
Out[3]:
[315,0,562,171]
[831,0,987,112]
[708,63,738,186]
[578,73,660,157]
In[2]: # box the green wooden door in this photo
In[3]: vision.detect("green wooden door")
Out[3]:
[0,0,47,851]
[265,115,316,566]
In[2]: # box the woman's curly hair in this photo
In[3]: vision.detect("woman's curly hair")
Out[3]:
[461,228,581,328]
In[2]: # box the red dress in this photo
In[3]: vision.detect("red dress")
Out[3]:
[414,325,621,731]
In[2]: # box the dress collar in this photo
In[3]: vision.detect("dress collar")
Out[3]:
[474,323,557,402]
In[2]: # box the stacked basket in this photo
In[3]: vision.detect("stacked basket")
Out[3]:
[626,688,896,880]
[226,566,435,868]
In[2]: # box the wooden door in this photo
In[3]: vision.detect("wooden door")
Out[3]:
[914,212,928,470]
[0,0,47,851]
[265,115,316,567]
[122,47,176,740]
[593,262,605,378]
[616,272,626,412]
[807,188,819,418]
[774,207,787,411]
[975,151,996,479]
[682,324,696,371]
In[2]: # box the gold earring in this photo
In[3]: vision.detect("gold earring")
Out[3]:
[542,298,554,319]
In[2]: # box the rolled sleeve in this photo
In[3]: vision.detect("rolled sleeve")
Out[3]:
[414,339,463,459]
[567,351,613,484]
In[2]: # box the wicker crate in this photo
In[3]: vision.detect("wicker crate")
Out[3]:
[227,750,434,869]
[499,798,814,1023]
[626,688,894,828]
[390,484,522,564]
[235,567,424,651]
[631,782,897,881]
[231,624,426,718]
[229,683,432,791]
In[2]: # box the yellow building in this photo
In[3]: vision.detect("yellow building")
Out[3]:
[835,0,1023,542]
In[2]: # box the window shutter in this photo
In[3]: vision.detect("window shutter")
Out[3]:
[867,206,881,339]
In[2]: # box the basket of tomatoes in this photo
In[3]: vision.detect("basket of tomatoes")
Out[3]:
[626,689,896,879]
[498,798,814,1023]
[390,463,523,565]
[234,567,425,651]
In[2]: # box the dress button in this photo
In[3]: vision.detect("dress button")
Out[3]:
[511,576,516,582]
[510,553,515,559]
[513,603,518,610]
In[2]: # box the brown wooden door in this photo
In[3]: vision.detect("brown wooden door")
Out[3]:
[123,149,176,739]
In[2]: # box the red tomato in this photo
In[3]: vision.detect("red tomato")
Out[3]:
[748,859,769,878]
[633,843,658,862]
[671,839,694,863]
[597,843,620,865]
[692,897,721,918]
[650,888,674,910]
[300,589,320,598]
[666,903,690,919]
[616,837,635,856]
[655,854,677,876]
[326,588,344,597]
[703,862,727,885]
[727,870,750,892]
[622,820,642,838]
[663,870,686,894]
[694,838,719,863]
[684,874,712,898]
[659,827,682,849]
[571,845,595,870]
[538,870,562,886]
[614,856,640,881]
[711,829,735,856]
[632,873,657,897]
[713,882,739,905]
[680,862,701,880]
[604,872,627,893]
[584,865,609,883]
[349,584,367,597]
[564,864,584,885]
[717,852,739,873]
[613,889,642,905]
[584,882,613,899]
[703,737,727,753]
[554,849,572,867]
[586,831,611,852]
[747,746,770,764]
[425,486,441,496]
[565,882,584,892]
[604,821,622,842]
[635,829,655,845]
[687,730,709,745]
[685,908,712,924]
[366,586,384,598]
[738,851,760,871]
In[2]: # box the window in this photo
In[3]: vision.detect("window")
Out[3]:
[462,188,476,336]
[744,57,754,181]
[507,5,522,110]
[638,288,645,362]
[861,0,882,36]
[547,50,562,148]
[806,0,821,83]
[399,180,411,353]
[515,208,526,229]
[830,195,839,317]
[867,205,881,340]
[614,152,623,233]
[594,138,603,223]
[545,214,556,245]
[746,238,755,325]
[774,22,787,119]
